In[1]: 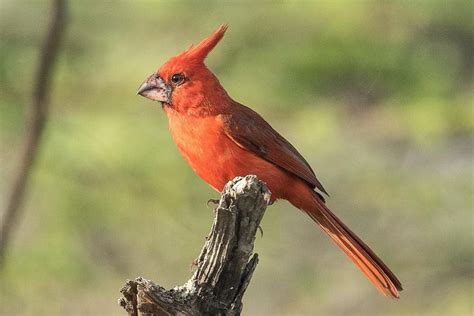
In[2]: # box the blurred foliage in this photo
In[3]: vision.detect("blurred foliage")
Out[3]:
[0,0,472,315]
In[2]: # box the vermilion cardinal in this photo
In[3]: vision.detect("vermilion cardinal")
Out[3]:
[137,25,402,298]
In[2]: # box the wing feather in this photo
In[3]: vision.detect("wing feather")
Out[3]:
[221,103,328,197]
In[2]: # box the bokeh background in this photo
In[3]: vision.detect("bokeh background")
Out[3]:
[1,1,472,315]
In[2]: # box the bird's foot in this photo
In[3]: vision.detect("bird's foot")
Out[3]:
[206,198,220,207]
[190,258,198,272]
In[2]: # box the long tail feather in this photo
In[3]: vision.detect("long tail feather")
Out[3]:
[303,193,403,298]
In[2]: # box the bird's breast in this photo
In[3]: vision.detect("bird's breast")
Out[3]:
[166,112,240,191]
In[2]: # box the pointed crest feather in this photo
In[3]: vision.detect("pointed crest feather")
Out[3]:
[180,24,228,63]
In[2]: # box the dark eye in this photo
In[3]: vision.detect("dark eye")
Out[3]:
[171,73,185,85]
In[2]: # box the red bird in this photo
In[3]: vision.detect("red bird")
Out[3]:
[137,25,402,298]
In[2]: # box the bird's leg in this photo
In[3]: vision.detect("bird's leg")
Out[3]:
[206,198,220,207]
[190,258,198,272]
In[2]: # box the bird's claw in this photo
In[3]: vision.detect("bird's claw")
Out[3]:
[257,225,264,237]
[190,258,198,272]
[207,198,220,207]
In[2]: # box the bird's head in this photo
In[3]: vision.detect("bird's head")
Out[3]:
[137,25,230,115]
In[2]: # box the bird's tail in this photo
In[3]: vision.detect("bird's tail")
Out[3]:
[295,189,403,298]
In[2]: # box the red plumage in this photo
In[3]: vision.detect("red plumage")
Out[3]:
[138,25,402,298]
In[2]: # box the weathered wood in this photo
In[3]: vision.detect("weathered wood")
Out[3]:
[118,175,271,316]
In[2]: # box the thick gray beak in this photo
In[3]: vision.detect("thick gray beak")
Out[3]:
[137,75,172,103]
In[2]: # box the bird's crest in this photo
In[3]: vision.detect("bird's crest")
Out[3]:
[178,24,228,63]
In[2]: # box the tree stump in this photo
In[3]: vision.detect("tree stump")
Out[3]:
[118,175,271,316]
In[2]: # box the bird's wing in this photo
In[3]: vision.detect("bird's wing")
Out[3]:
[220,103,328,197]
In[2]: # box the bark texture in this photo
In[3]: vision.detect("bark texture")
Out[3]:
[119,175,271,316]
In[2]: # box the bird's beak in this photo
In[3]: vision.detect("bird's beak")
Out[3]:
[137,74,172,103]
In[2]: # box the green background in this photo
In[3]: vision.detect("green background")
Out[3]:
[1,1,472,315]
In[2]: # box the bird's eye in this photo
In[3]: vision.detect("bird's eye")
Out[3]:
[171,73,185,85]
